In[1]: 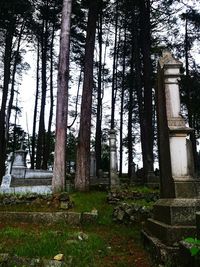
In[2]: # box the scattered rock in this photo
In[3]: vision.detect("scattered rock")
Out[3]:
[0,254,73,267]
[60,201,70,210]
[113,203,152,224]
[58,192,70,202]
[77,232,89,241]
[107,190,159,204]
[0,253,9,263]
[26,193,38,201]
[53,254,64,261]
[0,193,73,212]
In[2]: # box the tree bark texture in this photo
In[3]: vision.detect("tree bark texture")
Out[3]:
[111,0,118,129]
[132,5,146,181]
[184,18,198,171]
[119,25,127,177]
[0,18,15,181]
[52,0,72,192]
[31,40,40,169]
[36,17,48,169]
[140,0,154,181]
[95,5,103,177]
[75,0,98,191]
[43,22,56,169]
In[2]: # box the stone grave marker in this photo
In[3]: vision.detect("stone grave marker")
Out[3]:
[143,51,200,254]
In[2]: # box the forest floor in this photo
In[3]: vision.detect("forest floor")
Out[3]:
[0,187,156,267]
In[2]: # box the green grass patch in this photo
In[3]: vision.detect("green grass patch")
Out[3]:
[0,188,153,266]
[71,191,113,225]
[0,226,108,266]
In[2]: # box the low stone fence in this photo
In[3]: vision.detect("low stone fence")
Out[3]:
[0,193,98,225]
[0,210,98,225]
[0,253,72,267]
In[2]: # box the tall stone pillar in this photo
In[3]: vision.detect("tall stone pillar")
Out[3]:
[109,130,119,190]
[143,51,200,251]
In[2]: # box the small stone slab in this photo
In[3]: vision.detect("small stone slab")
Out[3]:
[82,212,98,224]
[1,174,12,192]
[65,212,81,225]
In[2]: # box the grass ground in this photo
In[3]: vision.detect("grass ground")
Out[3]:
[0,188,154,267]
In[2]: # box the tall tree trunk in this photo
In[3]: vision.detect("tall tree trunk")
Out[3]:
[184,18,198,171]
[128,38,134,178]
[6,21,24,141]
[111,0,118,129]
[13,95,19,152]
[0,18,15,181]
[36,17,48,169]
[31,40,40,169]
[95,3,103,177]
[132,5,146,179]
[43,22,56,169]
[140,0,154,181]
[119,25,127,177]
[75,0,99,191]
[52,0,72,192]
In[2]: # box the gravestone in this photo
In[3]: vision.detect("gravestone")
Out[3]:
[143,51,200,252]
[1,148,52,194]
[109,129,120,190]
[11,149,27,178]
[1,174,12,193]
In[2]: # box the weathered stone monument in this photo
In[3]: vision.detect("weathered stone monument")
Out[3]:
[0,148,52,194]
[109,129,120,190]
[11,149,27,178]
[143,51,200,260]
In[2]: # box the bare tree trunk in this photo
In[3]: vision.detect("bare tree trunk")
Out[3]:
[184,18,198,171]
[132,5,146,180]
[119,26,127,177]
[95,3,103,177]
[0,18,15,181]
[52,0,72,192]
[31,40,40,169]
[75,0,99,191]
[140,0,154,181]
[111,0,118,129]
[43,22,56,169]
[6,21,24,144]
[128,37,134,178]
[36,15,49,169]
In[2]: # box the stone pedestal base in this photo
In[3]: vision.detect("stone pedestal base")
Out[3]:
[144,198,200,246]
[110,170,120,190]
[11,167,26,179]
[142,229,180,266]
[146,218,196,246]
[173,177,200,198]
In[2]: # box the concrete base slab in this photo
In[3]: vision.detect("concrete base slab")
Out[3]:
[0,185,52,194]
